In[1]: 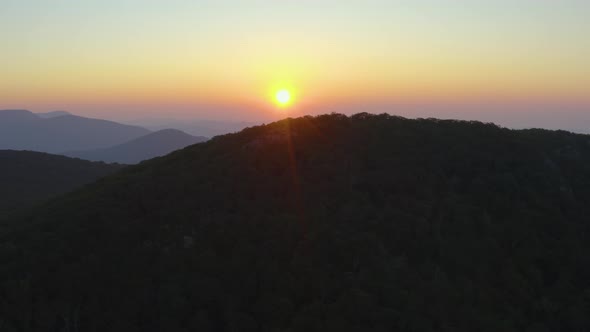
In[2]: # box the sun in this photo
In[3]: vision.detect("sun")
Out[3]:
[275,89,291,106]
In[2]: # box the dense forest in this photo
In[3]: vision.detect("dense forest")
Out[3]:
[1,113,590,331]
[0,150,123,216]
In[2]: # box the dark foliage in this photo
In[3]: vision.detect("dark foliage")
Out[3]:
[0,150,124,217]
[2,113,590,331]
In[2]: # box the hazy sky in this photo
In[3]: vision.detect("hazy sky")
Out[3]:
[1,0,589,128]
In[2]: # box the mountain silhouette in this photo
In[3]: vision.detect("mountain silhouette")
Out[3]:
[127,118,257,137]
[37,110,72,118]
[0,109,39,122]
[64,129,208,164]
[0,150,123,216]
[0,109,150,153]
[2,113,590,331]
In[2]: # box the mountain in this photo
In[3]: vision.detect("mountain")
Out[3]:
[2,113,590,331]
[0,109,151,153]
[37,110,72,118]
[0,109,39,122]
[64,129,208,164]
[124,118,256,137]
[0,150,123,216]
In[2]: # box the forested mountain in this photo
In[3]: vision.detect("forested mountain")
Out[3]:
[0,150,123,216]
[0,110,150,153]
[2,113,590,331]
[64,129,208,164]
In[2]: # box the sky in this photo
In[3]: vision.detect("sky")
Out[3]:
[1,0,589,129]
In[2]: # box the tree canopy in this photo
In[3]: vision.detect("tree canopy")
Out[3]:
[2,113,590,331]
[0,150,123,217]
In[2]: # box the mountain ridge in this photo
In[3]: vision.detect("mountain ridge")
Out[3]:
[0,150,124,216]
[37,110,72,118]
[2,113,590,331]
[64,128,208,164]
[0,109,151,153]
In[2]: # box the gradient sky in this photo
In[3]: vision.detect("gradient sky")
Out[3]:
[1,0,589,129]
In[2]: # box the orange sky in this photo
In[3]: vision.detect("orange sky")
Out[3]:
[1,1,588,125]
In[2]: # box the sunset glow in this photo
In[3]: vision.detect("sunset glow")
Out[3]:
[1,1,589,128]
[275,90,291,107]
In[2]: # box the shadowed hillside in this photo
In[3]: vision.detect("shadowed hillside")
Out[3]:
[0,150,124,216]
[64,129,208,164]
[2,113,590,331]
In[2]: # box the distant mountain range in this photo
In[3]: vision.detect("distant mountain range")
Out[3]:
[123,118,256,137]
[64,129,207,164]
[0,110,210,163]
[0,109,150,153]
[36,110,72,118]
[0,150,123,216]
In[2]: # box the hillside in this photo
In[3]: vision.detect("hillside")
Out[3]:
[0,110,150,153]
[0,150,124,216]
[64,129,208,164]
[2,113,590,331]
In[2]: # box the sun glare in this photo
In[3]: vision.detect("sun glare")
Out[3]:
[275,89,291,106]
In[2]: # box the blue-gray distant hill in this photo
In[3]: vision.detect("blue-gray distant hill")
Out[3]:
[36,110,72,118]
[0,150,123,216]
[0,109,150,153]
[64,129,208,164]
[125,117,256,137]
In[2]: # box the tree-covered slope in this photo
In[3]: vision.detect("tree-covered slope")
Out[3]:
[0,150,124,217]
[2,113,590,332]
